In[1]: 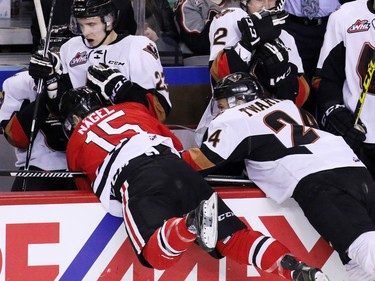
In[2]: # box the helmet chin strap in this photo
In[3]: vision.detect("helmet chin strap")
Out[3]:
[82,29,112,49]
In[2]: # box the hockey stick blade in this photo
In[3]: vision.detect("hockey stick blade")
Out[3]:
[0,170,85,178]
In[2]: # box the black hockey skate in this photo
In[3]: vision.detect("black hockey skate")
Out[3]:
[186,192,218,252]
[281,254,330,281]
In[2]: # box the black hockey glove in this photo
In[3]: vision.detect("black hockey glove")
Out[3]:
[87,63,131,105]
[29,50,61,99]
[237,9,288,52]
[253,40,291,87]
[41,116,68,151]
[321,104,367,151]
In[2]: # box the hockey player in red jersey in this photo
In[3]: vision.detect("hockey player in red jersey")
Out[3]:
[182,72,375,280]
[59,71,329,280]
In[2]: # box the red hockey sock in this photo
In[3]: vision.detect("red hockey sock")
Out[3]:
[216,229,293,279]
[142,217,196,269]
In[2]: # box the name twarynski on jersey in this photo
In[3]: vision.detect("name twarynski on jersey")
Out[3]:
[77,107,115,135]
[237,98,281,117]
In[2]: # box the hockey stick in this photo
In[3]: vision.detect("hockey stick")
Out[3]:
[0,170,253,186]
[204,175,254,186]
[353,51,375,133]
[23,0,57,191]
[33,0,47,41]
[0,170,85,178]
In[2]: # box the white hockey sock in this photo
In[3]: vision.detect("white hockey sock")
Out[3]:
[347,231,375,276]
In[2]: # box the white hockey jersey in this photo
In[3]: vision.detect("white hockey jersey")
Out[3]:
[208,7,304,72]
[0,71,67,169]
[184,98,365,204]
[317,0,375,143]
[59,35,170,106]
[194,7,305,145]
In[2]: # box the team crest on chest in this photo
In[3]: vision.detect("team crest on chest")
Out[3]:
[143,43,159,60]
[347,19,371,33]
[69,51,89,67]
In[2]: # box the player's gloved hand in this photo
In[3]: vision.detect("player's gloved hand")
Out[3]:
[41,116,68,151]
[321,104,367,151]
[29,50,61,99]
[237,9,288,52]
[87,63,130,105]
[253,40,291,86]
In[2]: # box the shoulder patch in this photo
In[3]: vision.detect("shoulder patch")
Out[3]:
[214,8,235,20]
[143,43,159,60]
[347,19,371,33]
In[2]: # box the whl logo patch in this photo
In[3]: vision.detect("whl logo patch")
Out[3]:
[70,51,89,67]
[347,19,371,33]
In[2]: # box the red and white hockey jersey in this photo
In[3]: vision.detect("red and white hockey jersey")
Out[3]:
[67,102,183,195]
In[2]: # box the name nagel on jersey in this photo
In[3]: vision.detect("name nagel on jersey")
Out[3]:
[77,108,116,135]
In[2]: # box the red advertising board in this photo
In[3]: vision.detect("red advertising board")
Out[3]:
[0,188,348,280]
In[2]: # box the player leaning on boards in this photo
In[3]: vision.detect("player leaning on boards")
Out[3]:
[59,66,330,281]
[314,0,375,181]
[28,0,171,122]
[181,72,375,280]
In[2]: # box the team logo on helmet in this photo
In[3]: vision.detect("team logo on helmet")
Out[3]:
[227,73,243,83]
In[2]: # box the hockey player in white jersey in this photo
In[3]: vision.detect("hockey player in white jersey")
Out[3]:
[28,0,171,121]
[0,25,77,191]
[209,0,309,104]
[182,72,375,280]
[315,0,375,184]
[0,70,76,191]
[195,0,310,145]
[173,0,241,55]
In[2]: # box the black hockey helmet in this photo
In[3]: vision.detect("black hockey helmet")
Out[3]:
[59,86,103,138]
[70,0,118,35]
[213,72,264,108]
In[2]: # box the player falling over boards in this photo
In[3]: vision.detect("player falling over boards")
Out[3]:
[56,63,330,281]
